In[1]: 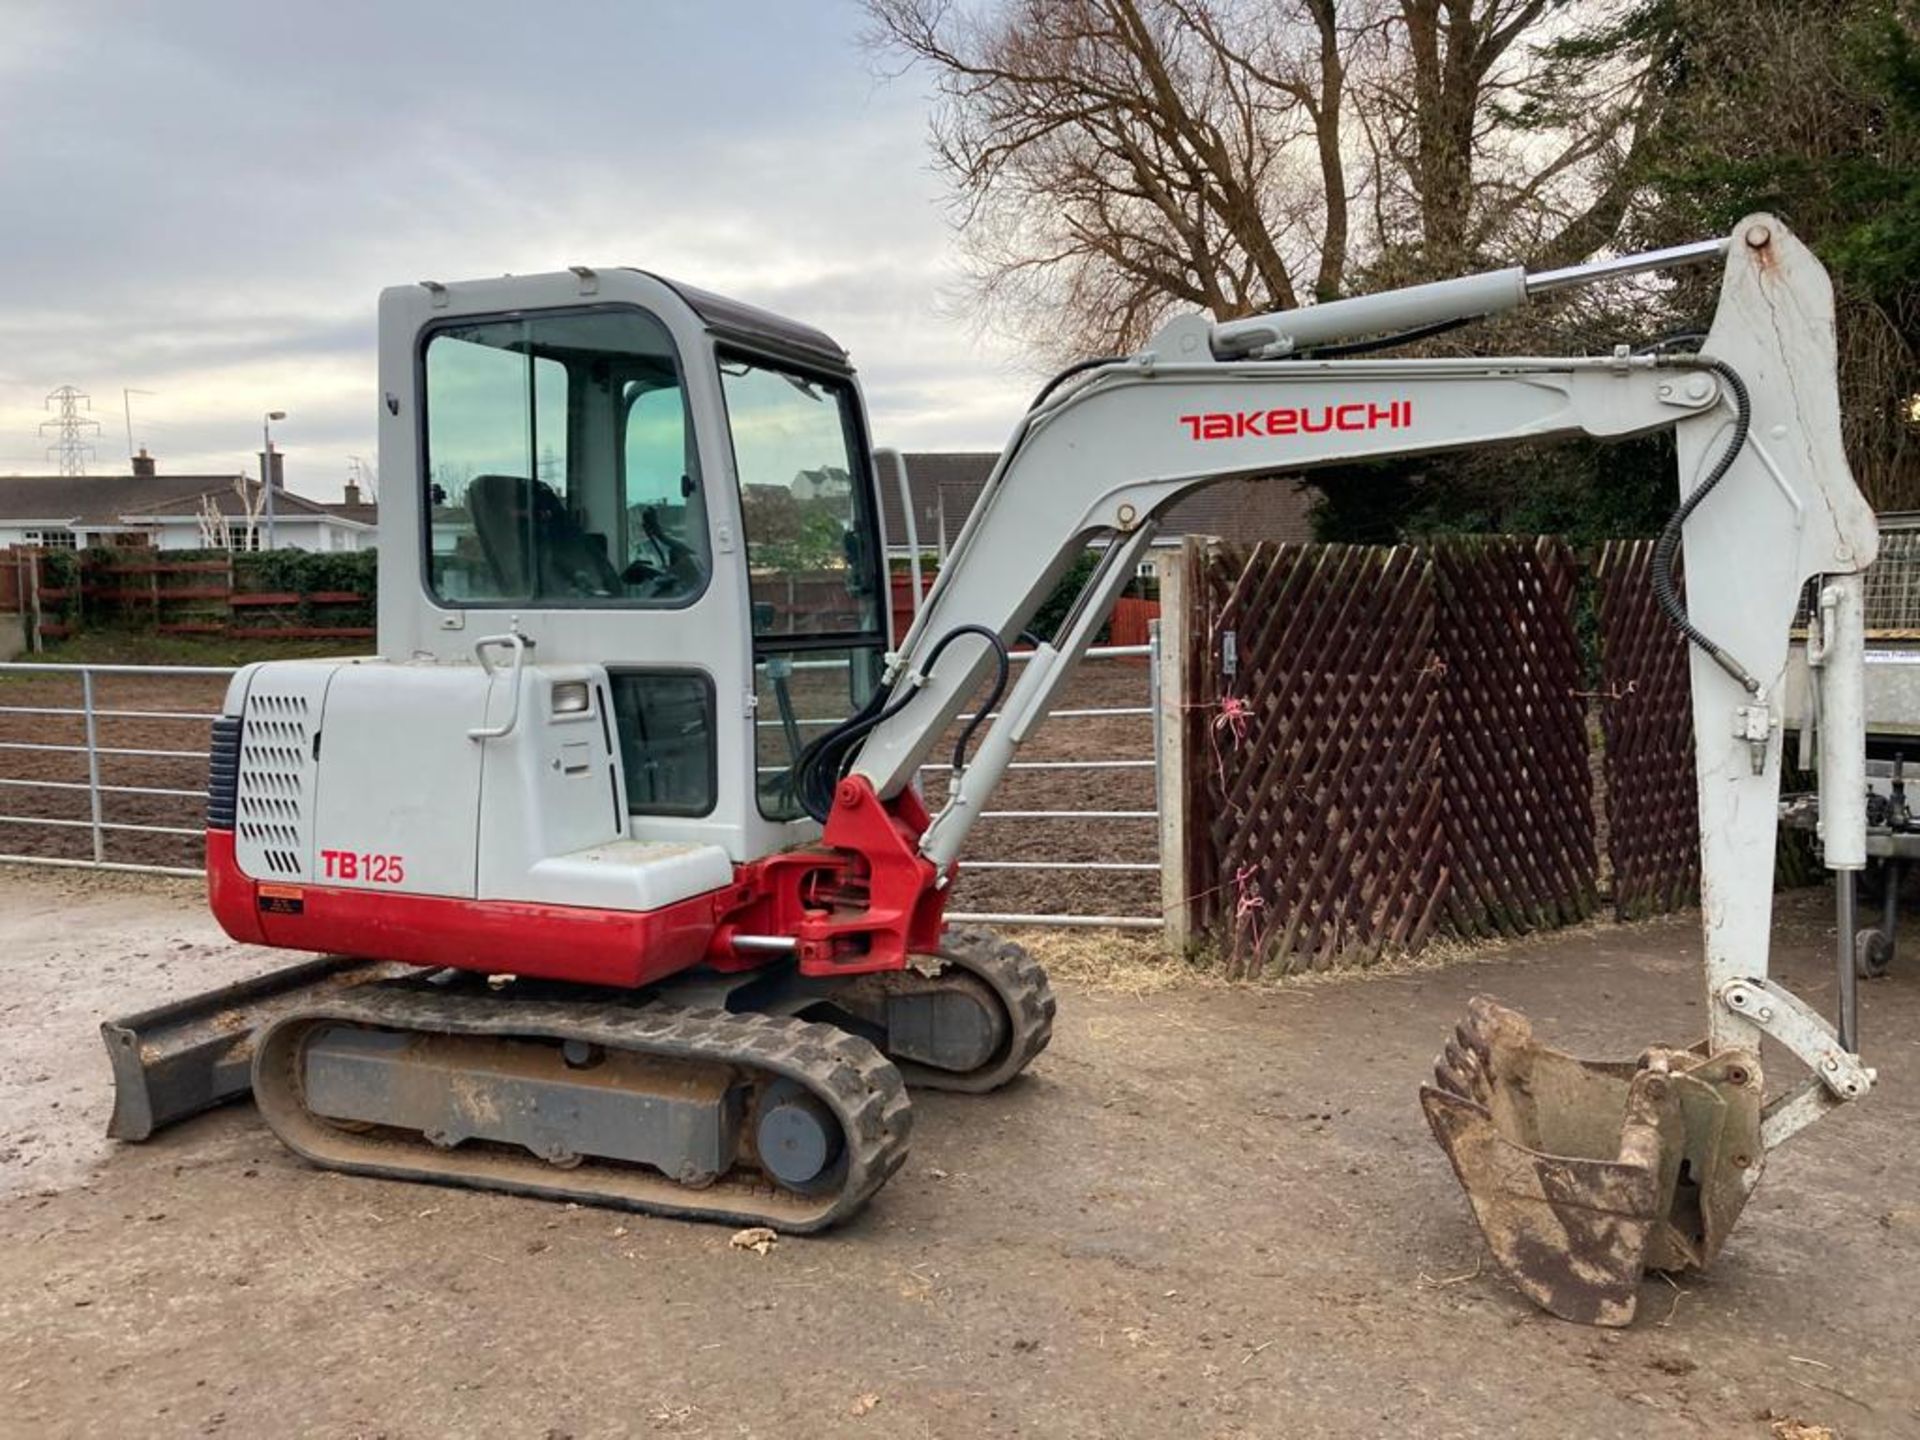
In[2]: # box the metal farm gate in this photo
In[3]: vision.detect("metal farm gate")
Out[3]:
[0,661,232,877]
[0,648,1166,928]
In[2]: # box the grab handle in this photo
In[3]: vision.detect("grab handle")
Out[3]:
[468,633,532,741]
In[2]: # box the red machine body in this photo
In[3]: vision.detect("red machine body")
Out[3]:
[208,777,949,989]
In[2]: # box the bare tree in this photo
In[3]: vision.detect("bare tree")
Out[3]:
[1363,1,1667,274]
[867,0,1665,358]
[197,476,264,552]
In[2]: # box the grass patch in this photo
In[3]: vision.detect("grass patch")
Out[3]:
[1014,906,1715,994]
[1019,928,1223,994]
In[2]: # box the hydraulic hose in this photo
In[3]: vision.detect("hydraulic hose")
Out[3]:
[790,623,1012,823]
[920,623,1011,778]
[792,683,896,824]
[1292,314,1478,360]
[1029,356,1126,412]
[1650,355,1763,695]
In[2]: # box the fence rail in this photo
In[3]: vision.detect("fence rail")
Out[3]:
[936,639,1161,925]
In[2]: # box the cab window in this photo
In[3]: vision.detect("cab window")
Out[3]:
[720,357,882,638]
[719,353,885,819]
[607,671,715,817]
[423,307,708,607]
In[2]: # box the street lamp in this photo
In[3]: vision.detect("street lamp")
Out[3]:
[262,410,286,549]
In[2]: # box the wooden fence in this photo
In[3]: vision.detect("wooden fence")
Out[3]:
[1107,596,1162,649]
[1180,535,1696,975]
[0,548,372,645]
[1188,542,1449,972]
[1594,540,1700,918]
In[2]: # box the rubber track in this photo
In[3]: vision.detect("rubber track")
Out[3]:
[251,984,913,1232]
[896,929,1057,1094]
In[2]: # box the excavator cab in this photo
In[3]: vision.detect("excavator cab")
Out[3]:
[393,281,892,869]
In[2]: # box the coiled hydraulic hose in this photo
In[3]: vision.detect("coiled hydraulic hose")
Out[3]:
[1650,355,1763,695]
[925,623,1012,778]
[791,623,1012,824]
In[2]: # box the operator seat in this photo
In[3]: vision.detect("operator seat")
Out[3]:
[467,474,623,599]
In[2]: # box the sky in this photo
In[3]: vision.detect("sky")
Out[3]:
[0,0,1033,501]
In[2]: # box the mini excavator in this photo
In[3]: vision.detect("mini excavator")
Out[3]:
[105,215,1876,1325]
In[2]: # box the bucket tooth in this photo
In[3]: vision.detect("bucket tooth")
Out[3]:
[1420,997,1763,1327]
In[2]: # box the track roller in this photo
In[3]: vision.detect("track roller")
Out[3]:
[894,930,1057,1093]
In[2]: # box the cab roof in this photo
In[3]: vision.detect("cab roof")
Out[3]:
[641,272,851,375]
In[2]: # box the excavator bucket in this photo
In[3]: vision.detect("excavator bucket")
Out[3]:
[1420,997,1765,1326]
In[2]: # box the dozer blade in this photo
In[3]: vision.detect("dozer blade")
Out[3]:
[101,956,412,1140]
[1420,997,1764,1327]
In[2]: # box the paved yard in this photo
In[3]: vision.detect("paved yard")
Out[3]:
[2,868,1916,1439]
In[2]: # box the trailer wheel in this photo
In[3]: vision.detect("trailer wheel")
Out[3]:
[1854,926,1893,979]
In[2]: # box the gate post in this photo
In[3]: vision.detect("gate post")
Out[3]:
[1154,546,1190,949]
[25,554,43,653]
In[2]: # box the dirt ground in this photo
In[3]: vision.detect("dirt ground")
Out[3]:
[0,662,1159,916]
[2,869,1916,1439]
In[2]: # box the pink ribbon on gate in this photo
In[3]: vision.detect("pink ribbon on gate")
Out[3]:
[1233,861,1265,962]
[1214,693,1251,745]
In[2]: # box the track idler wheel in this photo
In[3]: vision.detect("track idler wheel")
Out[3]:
[1420,997,1764,1327]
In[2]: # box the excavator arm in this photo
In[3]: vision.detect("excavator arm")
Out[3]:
[826,214,1876,1324]
[855,217,1872,877]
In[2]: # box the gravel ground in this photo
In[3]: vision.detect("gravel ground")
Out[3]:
[2,868,1916,1439]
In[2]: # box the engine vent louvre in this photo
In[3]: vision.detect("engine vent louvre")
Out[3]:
[206,715,241,829]
[237,689,312,877]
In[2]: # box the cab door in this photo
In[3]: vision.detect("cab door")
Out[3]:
[715,353,888,831]
[412,302,732,863]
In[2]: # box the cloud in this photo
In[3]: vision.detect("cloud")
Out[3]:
[0,0,1031,494]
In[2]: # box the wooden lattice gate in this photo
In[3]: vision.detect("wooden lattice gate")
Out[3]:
[1185,537,1596,976]
[1434,539,1597,938]
[1594,540,1700,919]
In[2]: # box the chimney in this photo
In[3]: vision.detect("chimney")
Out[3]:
[256,448,285,491]
[343,479,362,506]
[131,447,156,478]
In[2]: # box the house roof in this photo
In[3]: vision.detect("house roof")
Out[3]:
[876,452,1318,550]
[0,473,368,528]
[1163,475,1319,546]
[875,453,993,551]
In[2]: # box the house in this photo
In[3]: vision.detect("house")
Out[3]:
[318,475,379,530]
[0,451,374,553]
[792,465,853,501]
[874,450,1319,558]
